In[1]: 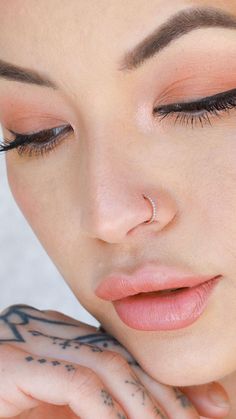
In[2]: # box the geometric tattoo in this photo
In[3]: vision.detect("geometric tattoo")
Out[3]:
[0,305,139,368]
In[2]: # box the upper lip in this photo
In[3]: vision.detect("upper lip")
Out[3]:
[95,263,221,301]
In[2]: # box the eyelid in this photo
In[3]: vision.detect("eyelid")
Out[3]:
[8,124,69,137]
[154,87,236,112]
[180,88,236,106]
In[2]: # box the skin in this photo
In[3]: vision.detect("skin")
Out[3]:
[0,0,236,415]
[0,304,193,418]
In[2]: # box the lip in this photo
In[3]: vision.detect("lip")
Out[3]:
[95,263,221,301]
[113,275,222,331]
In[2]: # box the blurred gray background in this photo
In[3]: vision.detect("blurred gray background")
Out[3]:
[0,125,98,327]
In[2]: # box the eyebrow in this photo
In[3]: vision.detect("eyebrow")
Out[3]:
[0,59,57,89]
[119,6,236,71]
[1,6,236,90]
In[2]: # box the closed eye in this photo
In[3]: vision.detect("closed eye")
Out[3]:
[153,87,236,128]
[0,124,73,157]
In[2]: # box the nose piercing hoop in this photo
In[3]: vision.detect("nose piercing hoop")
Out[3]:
[143,194,157,224]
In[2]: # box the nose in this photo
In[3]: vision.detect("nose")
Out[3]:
[79,150,178,243]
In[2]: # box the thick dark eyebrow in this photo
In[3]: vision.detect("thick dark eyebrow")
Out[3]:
[119,6,236,71]
[0,59,57,89]
[1,6,236,89]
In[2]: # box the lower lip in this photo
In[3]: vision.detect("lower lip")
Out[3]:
[113,276,222,331]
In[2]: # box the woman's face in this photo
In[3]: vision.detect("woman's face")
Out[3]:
[1,0,236,387]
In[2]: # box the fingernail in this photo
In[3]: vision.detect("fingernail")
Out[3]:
[207,382,230,408]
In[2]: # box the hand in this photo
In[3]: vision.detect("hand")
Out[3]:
[0,304,230,419]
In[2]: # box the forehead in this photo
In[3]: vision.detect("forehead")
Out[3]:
[0,2,151,84]
[0,0,231,65]
[0,0,235,97]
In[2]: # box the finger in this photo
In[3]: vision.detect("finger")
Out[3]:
[87,349,169,419]
[179,382,231,418]
[0,345,126,419]
[41,309,94,330]
[129,365,200,419]
[17,333,168,419]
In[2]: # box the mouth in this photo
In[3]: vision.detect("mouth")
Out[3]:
[112,276,223,331]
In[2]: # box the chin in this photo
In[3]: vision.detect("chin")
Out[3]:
[91,306,234,388]
[110,331,231,388]
[132,344,233,387]
[139,360,218,387]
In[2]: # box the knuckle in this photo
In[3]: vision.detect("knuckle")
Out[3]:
[0,396,22,417]
[101,350,130,372]
[69,364,101,396]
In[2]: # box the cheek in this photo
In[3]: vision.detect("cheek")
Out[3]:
[6,160,40,225]
[5,157,59,251]
[195,148,236,269]
[5,156,85,278]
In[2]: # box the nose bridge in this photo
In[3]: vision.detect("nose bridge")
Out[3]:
[81,75,132,139]
[82,117,132,209]
[80,79,135,184]
[78,93,141,240]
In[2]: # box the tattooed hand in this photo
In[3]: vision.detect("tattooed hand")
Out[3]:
[0,304,230,419]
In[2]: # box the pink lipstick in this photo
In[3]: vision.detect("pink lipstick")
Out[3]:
[95,263,222,331]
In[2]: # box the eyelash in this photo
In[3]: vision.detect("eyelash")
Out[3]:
[0,124,73,158]
[153,88,236,127]
[1,88,236,158]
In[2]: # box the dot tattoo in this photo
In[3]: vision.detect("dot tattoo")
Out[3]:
[101,389,115,407]
[65,364,76,372]
[25,356,34,362]
[24,355,77,373]
[52,360,60,366]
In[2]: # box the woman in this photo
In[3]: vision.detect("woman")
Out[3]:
[0,0,235,417]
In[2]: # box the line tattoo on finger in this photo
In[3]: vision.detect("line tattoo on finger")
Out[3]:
[173,387,194,408]
[125,372,152,406]
[153,406,168,419]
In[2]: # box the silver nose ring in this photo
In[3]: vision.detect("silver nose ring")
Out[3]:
[143,194,157,224]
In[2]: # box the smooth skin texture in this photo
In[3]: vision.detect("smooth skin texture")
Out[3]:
[0,0,236,417]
